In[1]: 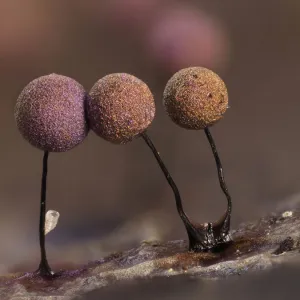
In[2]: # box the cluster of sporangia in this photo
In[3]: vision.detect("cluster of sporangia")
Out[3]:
[14,67,232,278]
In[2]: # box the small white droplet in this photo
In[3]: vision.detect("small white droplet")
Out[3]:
[45,210,60,235]
[282,211,293,218]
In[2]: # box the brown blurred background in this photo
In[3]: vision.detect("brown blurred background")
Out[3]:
[0,0,300,274]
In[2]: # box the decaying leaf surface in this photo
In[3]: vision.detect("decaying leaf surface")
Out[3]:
[1,209,300,300]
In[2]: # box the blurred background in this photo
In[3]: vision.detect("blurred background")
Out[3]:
[0,0,300,283]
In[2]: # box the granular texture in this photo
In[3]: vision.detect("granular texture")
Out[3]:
[163,67,228,129]
[15,74,89,152]
[88,73,155,144]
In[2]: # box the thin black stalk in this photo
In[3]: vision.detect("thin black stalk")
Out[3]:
[141,132,187,221]
[36,151,54,277]
[204,127,232,235]
[141,132,207,250]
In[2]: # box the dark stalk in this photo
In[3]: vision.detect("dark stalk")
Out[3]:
[141,130,232,251]
[141,132,208,251]
[36,151,54,278]
[204,127,232,239]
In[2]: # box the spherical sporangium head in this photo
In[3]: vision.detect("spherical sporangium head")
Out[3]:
[88,73,155,144]
[163,67,228,129]
[15,73,89,152]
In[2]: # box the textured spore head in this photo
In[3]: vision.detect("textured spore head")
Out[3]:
[163,67,228,129]
[15,74,89,152]
[88,73,155,144]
